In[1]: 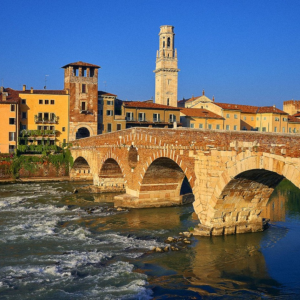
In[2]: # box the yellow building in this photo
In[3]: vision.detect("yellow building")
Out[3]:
[0,88,20,153]
[180,108,224,130]
[18,86,69,146]
[122,101,181,128]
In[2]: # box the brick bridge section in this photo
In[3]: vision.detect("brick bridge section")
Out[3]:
[70,128,300,236]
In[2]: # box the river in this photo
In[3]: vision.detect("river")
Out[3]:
[0,179,299,299]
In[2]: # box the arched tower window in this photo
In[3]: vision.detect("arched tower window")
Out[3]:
[167,37,170,47]
[163,41,165,48]
[167,98,170,106]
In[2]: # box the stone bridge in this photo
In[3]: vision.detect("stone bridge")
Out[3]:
[70,127,300,236]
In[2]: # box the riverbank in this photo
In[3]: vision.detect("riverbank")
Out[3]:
[0,176,71,184]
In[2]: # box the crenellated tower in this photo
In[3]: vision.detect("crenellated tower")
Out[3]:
[62,61,100,140]
[154,25,179,107]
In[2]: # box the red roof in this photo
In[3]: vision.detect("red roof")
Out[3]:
[180,108,224,119]
[214,102,242,111]
[0,88,20,104]
[61,61,100,68]
[19,90,68,95]
[98,91,117,97]
[123,101,181,110]
[292,112,300,118]
[257,106,287,114]
[288,115,300,123]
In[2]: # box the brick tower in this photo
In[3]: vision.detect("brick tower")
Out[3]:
[154,25,179,107]
[62,61,100,140]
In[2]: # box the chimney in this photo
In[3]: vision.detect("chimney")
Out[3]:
[30,87,33,94]
[2,92,8,101]
[212,96,215,102]
[202,89,205,96]
[23,85,26,91]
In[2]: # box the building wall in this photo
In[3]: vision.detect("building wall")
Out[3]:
[185,117,224,130]
[223,110,241,131]
[256,113,288,133]
[0,102,18,153]
[240,113,257,130]
[19,92,69,145]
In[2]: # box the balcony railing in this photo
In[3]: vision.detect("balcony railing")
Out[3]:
[34,115,59,124]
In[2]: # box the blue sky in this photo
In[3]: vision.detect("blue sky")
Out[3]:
[1,0,300,108]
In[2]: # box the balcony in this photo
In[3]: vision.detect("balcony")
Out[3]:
[34,115,59,124]
[80,110,93,115]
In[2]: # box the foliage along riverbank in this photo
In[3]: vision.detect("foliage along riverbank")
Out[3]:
[0,150,73,180]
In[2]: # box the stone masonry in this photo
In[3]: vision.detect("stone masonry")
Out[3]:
[70,127,300,235]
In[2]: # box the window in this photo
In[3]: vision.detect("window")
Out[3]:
[22,112,27,119]
[50,126,55,131]
[257,117,259,121]
[126,112,133,121]
[169,114,176,122]
[274,127,277,132]
[107,110,113,116]
[282,127,285,133]
[226,114,230,118]
[283,117,288,121]
[216,124,220,130]
[117,124,122,131]
[243,116,246,120]
[21,124,27,130]
[100,110,103,116]
[251,117,254,121]
[234,114,238,119]
[38,126,42,130]
[9,118,15,125]
[50,100,55,105]
[153,113,160,122]
[226,125,230,130]
[21,99,26,104]
[90,68,94,77]
[107,123,112,133]
[11,104,15,111]
[50,113,56,121]
[138,112,145,121]
[9,145,15,153]
[9,132,15,141]
[63,139,66,144]
[263,117,266,120]
[168,79,171,85]
[82,68,86,77]
[82,84,86,93]
[167,37,170,47]
[275,117,279,121]
[208,124,212,129]
[234,125,237,130]
[45,99,49,105]
[289,127,292,133]
[81,101,86,111]
[262,127,266,132]
[167,98,170,106]
[39,99,43,104]
[199,124,203,129]
[62,127,65,132]
[44,112,49,121]
[107,100,113,105]
[190,123,194,128]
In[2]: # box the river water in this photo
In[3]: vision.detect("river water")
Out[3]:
[0,180,300,299]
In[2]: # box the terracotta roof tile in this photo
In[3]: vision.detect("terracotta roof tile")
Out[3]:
[61,61,100,68]
[292,112,300,118]
[123,101,181,110]
[214,102,242,111]
[180,108,224,119]
[257,106,287,114]
[19,90,68,95]
[0,88,20,103]
[288,115,300,123]
[98,91,117,97]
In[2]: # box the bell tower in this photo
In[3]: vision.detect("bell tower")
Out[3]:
[154,25,179,107]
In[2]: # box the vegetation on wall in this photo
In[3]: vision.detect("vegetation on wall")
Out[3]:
[0,149,73,179]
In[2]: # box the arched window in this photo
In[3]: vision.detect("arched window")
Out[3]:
[167,37,170,47]
[167,98,170,106]
[163,41,165,48]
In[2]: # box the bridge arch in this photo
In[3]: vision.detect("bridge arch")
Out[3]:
[70,155,93,181]
[96,155,126,192]
[200,153,300,235]
[138,156,195,207]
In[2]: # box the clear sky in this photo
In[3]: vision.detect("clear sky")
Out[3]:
[1,0,300,108]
